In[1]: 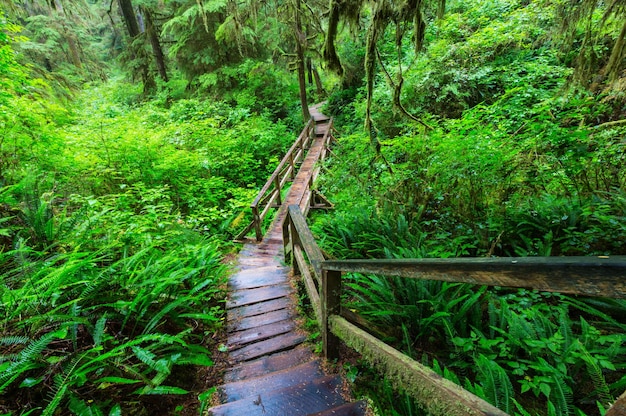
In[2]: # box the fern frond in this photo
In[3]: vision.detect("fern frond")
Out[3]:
[577,341,612,406]
[475,354,514,413]
[41,377,69,416]
[0,327,67,393]
[550,374,573,416]
[0,336,29,346]
[92,315,107,347]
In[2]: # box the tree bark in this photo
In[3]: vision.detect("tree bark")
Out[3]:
[294,0,310,121]
[142,6,168,82]
[117,0,155,93]
[323,0,343,75]
[312,64,325,97]
[118,0,140,37]
[604,16,626,82]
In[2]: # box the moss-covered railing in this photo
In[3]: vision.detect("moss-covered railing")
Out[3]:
[282,204,626,416]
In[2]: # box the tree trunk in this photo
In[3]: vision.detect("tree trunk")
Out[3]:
[312,64,325,97]
[142,6,168,82]
[307,57,313,84]
[604,17,626,82]
[118,0,140,37]
[294,0,310,121]
[323,0,343,75]
[117,0,154,94]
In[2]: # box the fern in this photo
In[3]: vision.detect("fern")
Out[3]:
[92,315,107,347]
[577,341,613,407]
[0,335,29,346]
[41,378,69,416]
[0,327,67,393]
[549,374,573,416]
[475,354,514,413]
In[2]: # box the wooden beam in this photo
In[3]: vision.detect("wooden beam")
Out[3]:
[329,316,508,416]
[294,245,322,324]
[322,256,626,299]
[323,270,342,360]
[288,205,325,279]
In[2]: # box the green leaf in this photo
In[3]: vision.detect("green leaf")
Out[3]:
[109,404,122,416]
[19,377,43,388]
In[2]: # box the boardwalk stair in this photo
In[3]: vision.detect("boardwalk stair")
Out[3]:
[208,106,367,416]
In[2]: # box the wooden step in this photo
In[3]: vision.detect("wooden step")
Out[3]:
[224,345,313,382]
[229,331,306,362]
[228,307,294,332]
[228,297,292,322]
[226,283,292,308]
[229,265,289,290]
[208,375,346,416]
[308,401,368,416]
[228,319,296,349]
[220,360,323,402]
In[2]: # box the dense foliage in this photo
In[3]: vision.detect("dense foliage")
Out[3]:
[0,8,301,413]
[312,0,626,415]
[1,0,625,413]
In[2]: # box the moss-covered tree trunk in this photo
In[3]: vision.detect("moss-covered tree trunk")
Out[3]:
[117,0,154,93]
[294,0,310,121]
[142,6,168,82]
[604,17,626,82]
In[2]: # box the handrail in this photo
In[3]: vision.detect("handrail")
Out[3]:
[283,204,626,416]
[235,119,315,241]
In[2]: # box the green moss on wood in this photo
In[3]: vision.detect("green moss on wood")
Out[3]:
[329,315,508,416]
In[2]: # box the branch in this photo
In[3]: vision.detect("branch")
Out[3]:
[595,119,626,129]
[375,48,432,130]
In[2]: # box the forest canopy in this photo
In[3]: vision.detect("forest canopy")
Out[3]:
[0,0,625,414]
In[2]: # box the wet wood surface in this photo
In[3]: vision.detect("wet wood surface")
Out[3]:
[209,104,366,416]
[322,256,626,299]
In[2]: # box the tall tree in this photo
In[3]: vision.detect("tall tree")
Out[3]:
[601,0,626,82]
[293,0,310,120]
[117,0,155,92]
[140,6,168,82]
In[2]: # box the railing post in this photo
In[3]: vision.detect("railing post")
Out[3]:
[274,176,282,205]
[289,153,295,180]
[282,211,292,262]
[322,268,341,360]
[252,205,262,241]
[291,225,301,277]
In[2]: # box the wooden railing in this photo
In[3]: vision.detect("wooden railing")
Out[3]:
[235,119,316,241]
[282,204,626,416]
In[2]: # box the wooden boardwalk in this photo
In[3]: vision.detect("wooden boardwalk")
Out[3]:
[208,106,367,415]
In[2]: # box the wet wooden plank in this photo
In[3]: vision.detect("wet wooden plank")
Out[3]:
[308,401,368,416]
[227,297,292,321]
[208,375,345,416]
[229,265,289,290]
[224,345,313,382]
[228,308,294,332]
[228,319,296,349]
[221,360,323,402]
[229,331,306,362]
[227,283,292,308]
